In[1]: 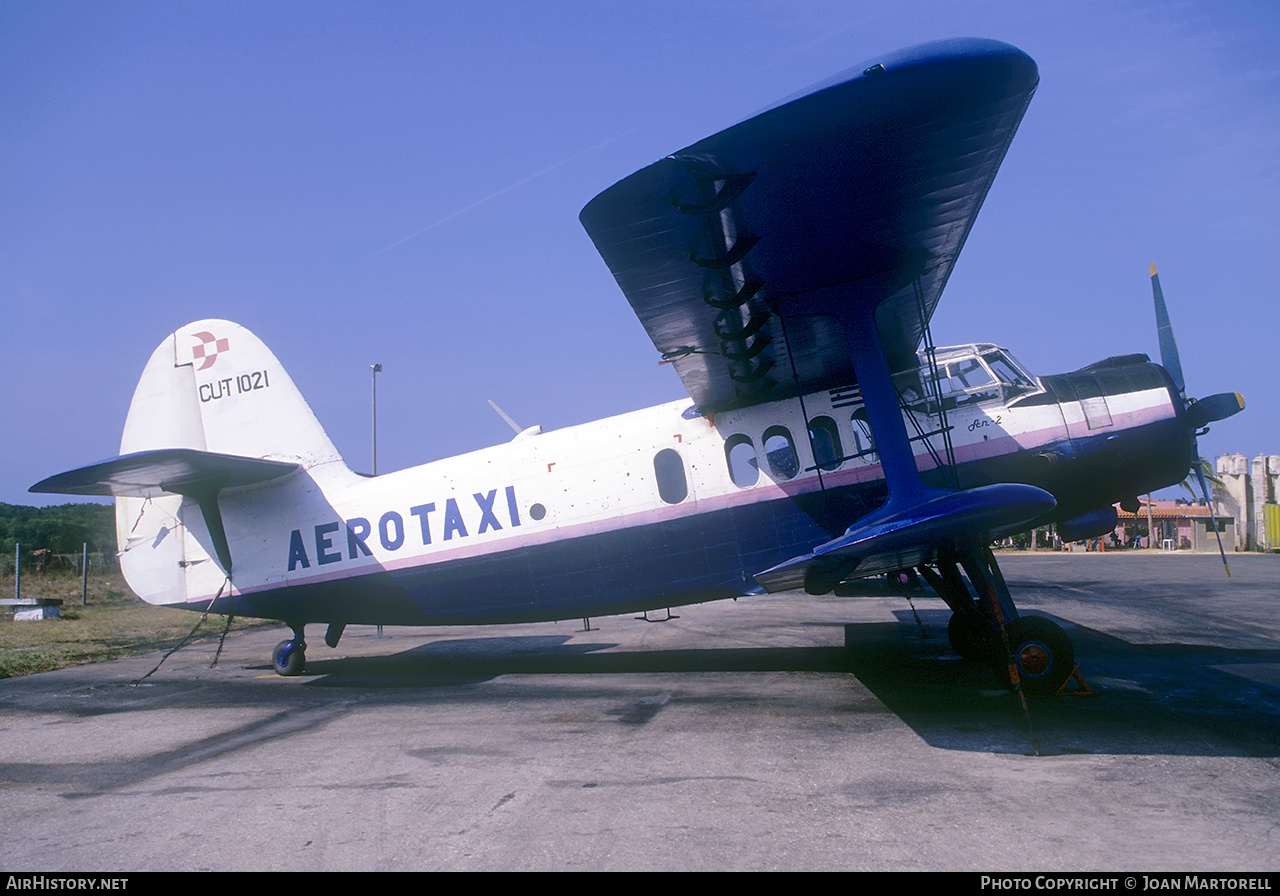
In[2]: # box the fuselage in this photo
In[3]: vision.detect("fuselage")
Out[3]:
[125,343,1189,628]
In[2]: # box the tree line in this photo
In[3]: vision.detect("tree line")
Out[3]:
[0,503,117,571]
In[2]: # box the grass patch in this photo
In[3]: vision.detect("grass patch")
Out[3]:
[0,569,270,678]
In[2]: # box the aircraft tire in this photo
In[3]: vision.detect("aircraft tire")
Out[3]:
[991,616,1075,695]
[273,639,306,676]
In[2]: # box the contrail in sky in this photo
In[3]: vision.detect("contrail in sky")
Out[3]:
[373,127,640,256]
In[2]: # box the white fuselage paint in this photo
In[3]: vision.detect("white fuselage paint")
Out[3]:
[141,364,1176,609]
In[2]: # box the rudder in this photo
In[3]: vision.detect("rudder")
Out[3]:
[113,320,347,605]
[120,319,344,466]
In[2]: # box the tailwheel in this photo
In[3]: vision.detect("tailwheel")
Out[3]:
[273,638,306,676]
[992,616,1075,695]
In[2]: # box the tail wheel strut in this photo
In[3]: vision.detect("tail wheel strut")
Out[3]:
[272,626,307,676]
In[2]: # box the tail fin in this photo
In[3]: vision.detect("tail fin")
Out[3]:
[121,320,344,466]
[31,320,347,606]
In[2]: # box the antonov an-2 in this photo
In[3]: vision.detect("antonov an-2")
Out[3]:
[33,39,1243,694]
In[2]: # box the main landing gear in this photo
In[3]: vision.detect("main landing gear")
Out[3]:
[919,545,1077,695]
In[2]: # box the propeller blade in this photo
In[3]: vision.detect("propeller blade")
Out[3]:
[1185,392,1246,430]
[1192,451,1231,577]
[1148,264,1242,578]
[1151,263,1186,397]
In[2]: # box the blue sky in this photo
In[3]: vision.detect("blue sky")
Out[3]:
[3,0,1277,506]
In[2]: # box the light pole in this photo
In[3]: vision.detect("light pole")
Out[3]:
[371,362,385,640]
[371,363,382,476]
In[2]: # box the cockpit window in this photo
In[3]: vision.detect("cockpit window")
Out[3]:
[941,358,999,407]
[985,351,1036,392]
[949,358,994,390]
[896,346,1040,412]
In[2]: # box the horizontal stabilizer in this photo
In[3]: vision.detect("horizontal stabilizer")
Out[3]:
[754,483,1055,593]
[30,448,299,499]
[31,449,300,574]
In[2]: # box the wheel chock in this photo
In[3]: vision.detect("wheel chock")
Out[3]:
[1055,665,1095,697]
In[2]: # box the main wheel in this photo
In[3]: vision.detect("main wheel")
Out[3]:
[273,639,306,676]
[991,616,1075,695]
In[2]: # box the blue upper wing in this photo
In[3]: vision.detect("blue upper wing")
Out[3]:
[580,38,1038,412]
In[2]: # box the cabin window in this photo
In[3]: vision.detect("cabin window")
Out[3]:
[850,411,876,461]
[654,448,689,504]
[762,426,798,480]
[808,416,842,471]
[725,434,759,487]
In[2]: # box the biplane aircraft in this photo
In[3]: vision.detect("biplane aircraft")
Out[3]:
[33,38,1243,693]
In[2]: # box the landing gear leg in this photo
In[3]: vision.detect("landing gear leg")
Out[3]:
[919,544,1075,695]
[272,625,307,676]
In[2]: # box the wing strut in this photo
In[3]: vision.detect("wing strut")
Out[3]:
[755,293,1056,594]
[844,300,933,509]
[911,277,959,489]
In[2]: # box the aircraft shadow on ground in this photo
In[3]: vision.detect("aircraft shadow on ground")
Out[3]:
[2,605,1274,790]
[298,633,853,685]
[843,609,1280,758]
[292,610,1280,759]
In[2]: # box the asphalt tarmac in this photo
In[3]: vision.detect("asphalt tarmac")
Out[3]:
[1,552,1277,872]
